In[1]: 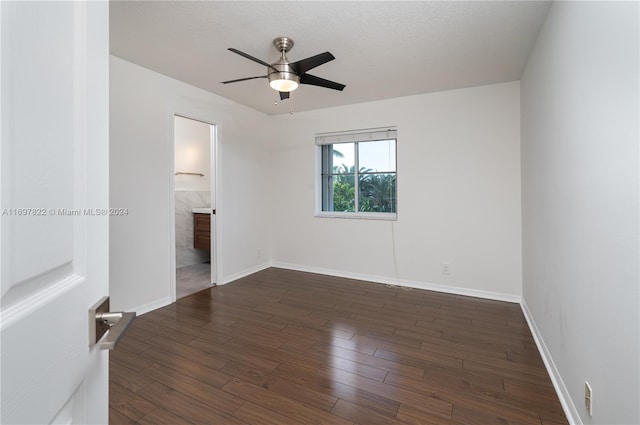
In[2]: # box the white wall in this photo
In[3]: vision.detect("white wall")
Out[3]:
[174,116,211,192]
[270,82,522,300]
[520,2,639,424]
[110,56,271,313]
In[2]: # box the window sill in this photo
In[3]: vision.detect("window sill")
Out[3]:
[315,211,397,221]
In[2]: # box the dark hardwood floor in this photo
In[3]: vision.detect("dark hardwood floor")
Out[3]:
[109,267,567,425]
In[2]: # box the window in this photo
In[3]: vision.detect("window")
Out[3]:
[316,128,397,219]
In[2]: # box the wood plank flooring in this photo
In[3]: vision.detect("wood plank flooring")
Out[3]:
[109,267,567,425]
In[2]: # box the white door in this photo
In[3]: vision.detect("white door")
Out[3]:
[1,2,110,424]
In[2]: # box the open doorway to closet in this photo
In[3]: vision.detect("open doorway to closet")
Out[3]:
[172,115,216,299]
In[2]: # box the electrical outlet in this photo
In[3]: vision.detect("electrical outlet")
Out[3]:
[257,248,261,258]
[585,381,593,416]
[442,263,450,275]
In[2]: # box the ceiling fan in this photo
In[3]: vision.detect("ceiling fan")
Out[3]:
[221,37,346,101]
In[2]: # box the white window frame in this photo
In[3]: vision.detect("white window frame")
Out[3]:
[315,127,397,220]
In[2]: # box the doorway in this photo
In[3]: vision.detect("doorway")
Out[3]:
[172,115,216,299]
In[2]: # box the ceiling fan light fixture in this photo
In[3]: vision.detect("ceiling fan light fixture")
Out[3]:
[269,74,299,92]
[268,56,300,92]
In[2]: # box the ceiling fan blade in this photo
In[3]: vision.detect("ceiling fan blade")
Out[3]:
[228,48,278,72]
[300,73,346,91]
[291,52,335,75]
[220,75,267,84]
[279,91,290,101]
[221,75,267,84]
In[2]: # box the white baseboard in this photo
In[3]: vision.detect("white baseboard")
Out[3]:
[133,296,172,316]
[520,299,580,425]
[221,262,271,285]
[271,261,521,303]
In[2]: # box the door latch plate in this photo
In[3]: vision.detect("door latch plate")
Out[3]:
[89,296,136,349]
[89,296,111,346]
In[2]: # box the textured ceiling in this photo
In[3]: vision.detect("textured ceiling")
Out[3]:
[110,1,550,115]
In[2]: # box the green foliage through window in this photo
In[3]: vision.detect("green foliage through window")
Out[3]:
[320,138,396,216]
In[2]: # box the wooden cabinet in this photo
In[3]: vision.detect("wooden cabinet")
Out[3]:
[193,213,210,250]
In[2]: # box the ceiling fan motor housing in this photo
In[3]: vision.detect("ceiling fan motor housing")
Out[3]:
[268,57,300,90]
[268,37,300,91]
